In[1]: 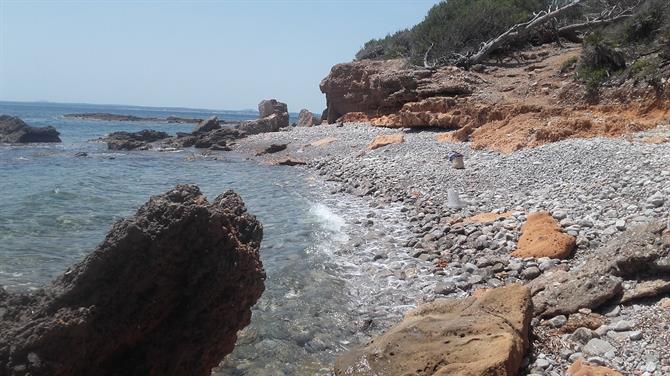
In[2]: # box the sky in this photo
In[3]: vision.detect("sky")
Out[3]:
[0,0,441,112]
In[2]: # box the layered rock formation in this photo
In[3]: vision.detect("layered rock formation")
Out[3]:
[100,129,170,150]
[320,59,477,124]
[0,185,265,376]
[334,284,532,376]
[529,221,669,317]
[0,115,61,143]
[236,99,289,134]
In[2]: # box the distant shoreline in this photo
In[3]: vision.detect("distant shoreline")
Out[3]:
[63,112,203,124]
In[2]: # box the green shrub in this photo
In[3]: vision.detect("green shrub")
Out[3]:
[622,0,667,43]
[355,0,548,63]
[560,56,578,73]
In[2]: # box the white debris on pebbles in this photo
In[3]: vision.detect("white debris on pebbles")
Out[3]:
[233,123,670,375]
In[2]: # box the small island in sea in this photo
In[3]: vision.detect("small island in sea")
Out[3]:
[63,112,203,124]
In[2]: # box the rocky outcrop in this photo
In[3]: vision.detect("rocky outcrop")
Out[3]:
[334,284,532,376]
[101,129,170,150]
[368,133,405,150]
[297,109,318,127]
[511,211,576,259]
[237,99,289,134]
[0,185,265,376]
[0,115,61,143]
[319,59,477,123]
[63,113,202,124]
[529,222,669,317]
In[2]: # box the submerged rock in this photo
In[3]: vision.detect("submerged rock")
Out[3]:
[0,115,61,143]
[334,284,532,376]
[0,185,265,376]
[101,129,170,150]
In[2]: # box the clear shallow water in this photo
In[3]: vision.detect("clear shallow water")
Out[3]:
[0,101,361,375]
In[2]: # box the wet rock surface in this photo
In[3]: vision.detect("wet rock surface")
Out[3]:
[0,115,61,143]
[0,185,265,376]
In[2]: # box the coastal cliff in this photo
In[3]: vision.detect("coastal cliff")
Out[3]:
[0,185,265,376]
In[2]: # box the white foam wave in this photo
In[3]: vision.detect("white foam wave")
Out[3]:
[310,203,347,240]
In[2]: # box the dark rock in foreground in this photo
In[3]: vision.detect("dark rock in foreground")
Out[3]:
[0,115,61,143]
[101,129,170,150]
[0,185,265,376]
[64,112,202,124]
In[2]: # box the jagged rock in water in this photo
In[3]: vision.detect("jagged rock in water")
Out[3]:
[101,129,170,150]
[335,284,532,376]
[529,221,669,317]
[0,115,61,143]
[194,116,221,133]
[0,185,265,376]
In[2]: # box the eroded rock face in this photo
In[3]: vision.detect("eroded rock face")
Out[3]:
[529,222,669,317]
[0,185,265,376]
[511,211,576,259]
[334,284,532,376]
[101,129,170,150]
[0,115,61,143]
[319,59,476,123]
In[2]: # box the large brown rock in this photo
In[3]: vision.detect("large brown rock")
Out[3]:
[368,133,404,150]
[529,222,669,317]
[334,284,532,376]
[0,115,61,143]
[297,109,318,127]
[0,185,265,376]
[238,99,289,134]
[511,211,576,259]
[319,59,477,123]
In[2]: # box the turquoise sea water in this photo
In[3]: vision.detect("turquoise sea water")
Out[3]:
[0,101,355,375]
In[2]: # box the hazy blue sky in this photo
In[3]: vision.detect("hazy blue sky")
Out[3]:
[0,0,440,112]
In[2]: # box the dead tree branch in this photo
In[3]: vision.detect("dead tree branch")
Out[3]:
[429,0,641,68]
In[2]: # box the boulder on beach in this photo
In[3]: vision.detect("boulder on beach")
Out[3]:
[511,211,576,259]
[368,133,404,150]
[568,358,624,376]
[0,185,265,376]
[237,99,289,135]
[101,129,170,150]
[0,115,61,143]
[297,109,318,127]
[334,284,532,376]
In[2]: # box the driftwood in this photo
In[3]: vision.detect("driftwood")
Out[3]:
[425,0,642,68]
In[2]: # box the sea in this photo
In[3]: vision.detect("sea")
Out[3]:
[0,101,365,375]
